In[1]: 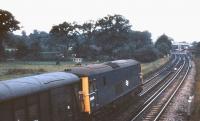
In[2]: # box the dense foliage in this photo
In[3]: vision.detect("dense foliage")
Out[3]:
[0,9,173,62]
[155,34,173,57]
[133,45,160,62]
[0,9,20,60]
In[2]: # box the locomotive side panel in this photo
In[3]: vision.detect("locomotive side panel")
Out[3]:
[89,63,142,113]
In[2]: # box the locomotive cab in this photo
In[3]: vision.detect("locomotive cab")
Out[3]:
[70,59,143,118]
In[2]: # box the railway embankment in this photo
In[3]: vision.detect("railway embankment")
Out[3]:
[162,61,196,121]
[141,56,169,76]
[190,57,200,121]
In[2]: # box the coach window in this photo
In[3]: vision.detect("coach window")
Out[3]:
[14,98,26,121]
[90,82,94,92]
[90,79,97,92]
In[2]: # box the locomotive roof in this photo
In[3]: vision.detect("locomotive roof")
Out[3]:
[70,59,139,76]
[0,72,79,102]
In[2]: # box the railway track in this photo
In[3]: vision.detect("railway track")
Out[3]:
[140,54,180,96]
[129,55,190,121]
[155,57,191,121]
[96,54,184,121]
[143,54,177,84]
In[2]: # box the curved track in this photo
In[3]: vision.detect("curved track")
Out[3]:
[95,54,185,121]
[129,54,190,121]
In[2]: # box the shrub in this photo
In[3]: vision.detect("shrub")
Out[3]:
[5,68,46,75]
[133,46,160,62]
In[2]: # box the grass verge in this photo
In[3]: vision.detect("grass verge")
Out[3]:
[0,61,77,80]
[141,56,169,76]
[0,57,169,80]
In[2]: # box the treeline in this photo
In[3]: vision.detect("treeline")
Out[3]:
[0,9,173,62]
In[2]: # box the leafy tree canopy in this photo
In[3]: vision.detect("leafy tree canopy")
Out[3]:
[0,9,20,35]
[0,9,20,60]
[155,34,173,56]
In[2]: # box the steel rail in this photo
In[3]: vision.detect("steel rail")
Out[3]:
[130,58,186,121]
[140,56,181,96]
[153,59,190,121]
[143,55,177,85]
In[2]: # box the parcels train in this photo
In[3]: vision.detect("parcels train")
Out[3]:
[0,59,143,121]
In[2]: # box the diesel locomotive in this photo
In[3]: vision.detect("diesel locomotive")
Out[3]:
[0,59,143,121]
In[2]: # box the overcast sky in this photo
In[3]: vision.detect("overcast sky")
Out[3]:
[1,0,200,42]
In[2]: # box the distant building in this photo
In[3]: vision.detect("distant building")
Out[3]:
[5,47,18,60]
[172,42,191,51]
[5,48,18,52]
[72,58,83,63]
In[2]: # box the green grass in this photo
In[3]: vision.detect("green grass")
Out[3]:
[141,56,169,76]
[0,61,84,80]
[0,58,169,80]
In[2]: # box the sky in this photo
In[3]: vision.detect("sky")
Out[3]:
[1,0,200,43]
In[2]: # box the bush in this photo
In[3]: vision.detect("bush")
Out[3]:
[15,42,29,59]
[5,68,46,75]
[133,46,160,62]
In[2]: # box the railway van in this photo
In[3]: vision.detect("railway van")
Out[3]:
[0,72,82,121]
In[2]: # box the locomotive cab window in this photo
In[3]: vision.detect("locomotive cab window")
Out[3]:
[89,79,96,92]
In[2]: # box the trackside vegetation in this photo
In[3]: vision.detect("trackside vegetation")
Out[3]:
[141,56,169,76]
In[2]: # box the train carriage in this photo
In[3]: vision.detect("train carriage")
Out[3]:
[0,72,81,121]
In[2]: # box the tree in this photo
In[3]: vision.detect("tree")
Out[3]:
[50,22,78,58]
[0,9,20,60]
[95,14,131,57]
[76,21,96,57]
[127,31,153,51]
[133,45,160,62]
[155,34,172,56]
[30,42,41,59]
[29,30,50,52]
[15,42,29,59]
[21,30,27,37]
